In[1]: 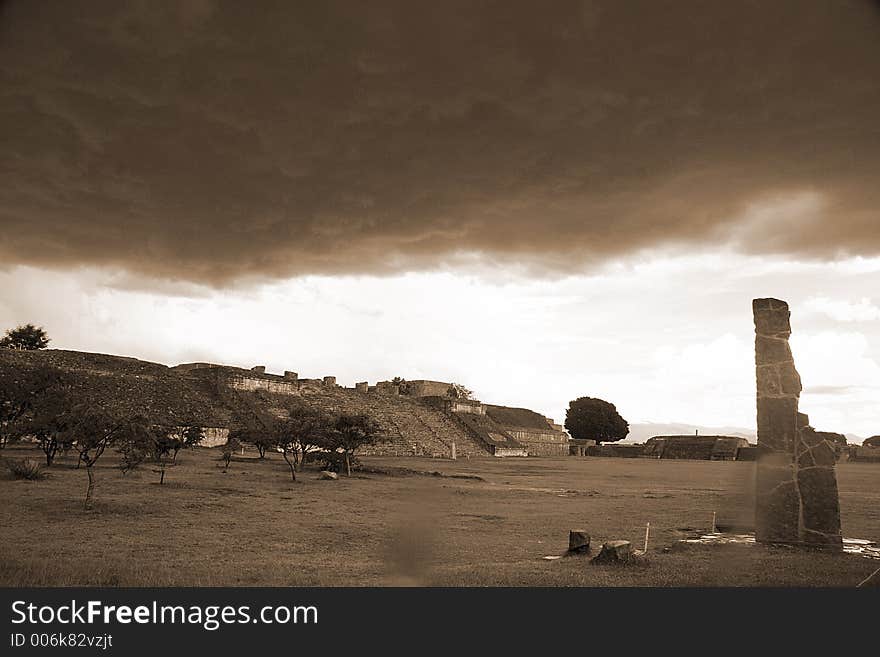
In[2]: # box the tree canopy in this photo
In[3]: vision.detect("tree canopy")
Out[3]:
[564,396,629,445]
[447,383,474,400]
[0,324,50,350]
[324,413,385,477]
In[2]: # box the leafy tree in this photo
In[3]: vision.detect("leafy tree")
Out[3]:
[117,432,149,475]
[248,431,276,459]
[864,436,880,448]
[148,425,182,484]
[313,448,348,473]
[447,383,474,400]
[229,425,274,459]
[391,377,410,394]
[29,384,77,467]
[179,424,205,456]
[0,366,61,450]
[65,407,150,509]
[0,324,50,350]
[564,396,629,445]
[274,403,332,481]
[323,413,385,477]
[149,423,204,466]
[220,434,241,473]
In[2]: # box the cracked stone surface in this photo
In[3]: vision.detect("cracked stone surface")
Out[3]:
[753,298,842,550]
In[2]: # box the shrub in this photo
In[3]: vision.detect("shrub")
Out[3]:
[313,449,348,473]
[4,458,47,480]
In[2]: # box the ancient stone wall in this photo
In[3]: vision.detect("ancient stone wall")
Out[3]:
[406,380,452,397]
[585,444,644,458]
[753,298,841,549]
[642,435,750,460]
[227,374,300,395]
[850,446,880,462]
[447,399,485,414]
[200,427,230,447]
[505,429,569,456]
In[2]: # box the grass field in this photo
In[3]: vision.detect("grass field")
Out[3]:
[1,444,877,586]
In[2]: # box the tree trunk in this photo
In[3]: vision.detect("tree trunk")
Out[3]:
[44,442,57,467]
[344,452,351,477]
[159,468,166,485]
[85,465,95,510]
[282,451,296,481]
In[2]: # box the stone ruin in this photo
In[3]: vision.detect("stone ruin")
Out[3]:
[753,298,842,550]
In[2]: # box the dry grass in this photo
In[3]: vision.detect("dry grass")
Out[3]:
[1,444,877,586]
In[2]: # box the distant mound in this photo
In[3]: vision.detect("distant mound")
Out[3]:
[625,422,756,444]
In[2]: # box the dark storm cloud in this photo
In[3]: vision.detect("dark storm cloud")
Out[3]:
[1,0,879,283]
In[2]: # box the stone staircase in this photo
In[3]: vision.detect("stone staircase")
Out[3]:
[295,387,490,457]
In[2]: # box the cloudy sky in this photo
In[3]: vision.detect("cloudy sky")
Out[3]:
[1,1,878,438]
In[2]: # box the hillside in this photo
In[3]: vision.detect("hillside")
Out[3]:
[0,349,570,457]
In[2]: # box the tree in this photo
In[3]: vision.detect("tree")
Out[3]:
[0,366,61,450]
[248,431,276,459]
[229,424,274,459]
[117,432,149,475]
[391,377,410,395]
[864,436,880,448]
[274,403,332,481]
[148,425,181,484]
[324,413,385,477]
[65,407,150,509]
[29,383,77,467]
[151,423,204,465]
[0,324,50,350]
[179,424,205,456]
[447,382,474,400]
[564,397,629,445]
[227,397,275,459]
[220,434,241,473]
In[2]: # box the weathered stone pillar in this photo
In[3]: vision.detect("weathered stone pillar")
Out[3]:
[753,298,842,549]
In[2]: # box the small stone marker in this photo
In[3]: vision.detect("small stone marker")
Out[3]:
[568,530,591,554]
[590,540,633,565]
[319,470,338,480]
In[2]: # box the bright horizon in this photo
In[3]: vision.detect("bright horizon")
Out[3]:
[3,250,878,440]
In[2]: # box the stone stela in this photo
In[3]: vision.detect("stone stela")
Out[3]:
[753,298,842,550]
